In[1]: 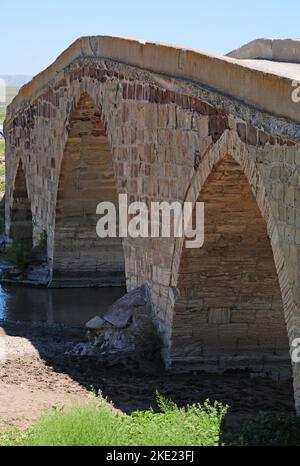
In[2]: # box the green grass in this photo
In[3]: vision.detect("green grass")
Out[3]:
[0,107,5,125]
[1,394,300,446]
[0,141,5,192]
[0,141,4,158]
[5,238,32,270]
[225,411,300,446]
[5,86,19,104]
[0,394,228,447]
[0,86,19,124]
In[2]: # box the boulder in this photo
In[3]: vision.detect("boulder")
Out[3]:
[86,315,106,330]
[83,284,162,369]
[29,245,47,265]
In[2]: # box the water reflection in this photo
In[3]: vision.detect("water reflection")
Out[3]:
[0,285,126,326]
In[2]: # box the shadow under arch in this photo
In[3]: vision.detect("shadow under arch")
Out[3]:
[9,159,33,252]
[51,92,125,287]
[169,132,297,408]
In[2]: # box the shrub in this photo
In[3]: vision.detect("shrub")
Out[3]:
[232,412,300,446]
[5,239,30,270]
[1,394,228,447]
[0,430,27,447]
[38,230,47,252]
[0,217,4,235]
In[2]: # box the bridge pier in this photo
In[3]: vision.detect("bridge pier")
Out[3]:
[3,36,300,412]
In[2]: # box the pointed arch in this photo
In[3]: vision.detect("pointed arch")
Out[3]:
[9,160,33,251]
[52,92,125,286]
[170,136,292,381]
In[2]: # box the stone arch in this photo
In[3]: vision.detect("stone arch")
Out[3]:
[52,92,125,286]
[9,159,33,252]
[169,133,294,383]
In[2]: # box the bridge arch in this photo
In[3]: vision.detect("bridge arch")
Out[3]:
[9,159,33,252]
[169,132,296,397]
[52,92,125,287]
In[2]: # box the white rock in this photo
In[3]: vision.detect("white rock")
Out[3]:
[86,316,105,330]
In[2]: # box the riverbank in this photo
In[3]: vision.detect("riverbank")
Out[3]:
[0,320,296,433]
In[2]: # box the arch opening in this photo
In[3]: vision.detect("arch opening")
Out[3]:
[52,92,125,287]
[9,160,33,253]
[171,154,291,376]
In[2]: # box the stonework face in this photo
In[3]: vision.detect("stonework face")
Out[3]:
[4,54,300,411]
[53,92,125,286]
[10,160,33,252]
[172,155,290,374]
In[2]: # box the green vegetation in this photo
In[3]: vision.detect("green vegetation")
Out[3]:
[5,86,19,105]
[225,411,300,446]
[0,195,4,234]
[0,141,5,193]
[0,105,5,192]
[1,393,300,447]
[0,394,228,447]
[0,85,19,124]
[39,230,48,252]
[0,178,4,194]
[5,239,30,270]
[0,107,5,125]
[0,217,4,235]
[0,141,4,158]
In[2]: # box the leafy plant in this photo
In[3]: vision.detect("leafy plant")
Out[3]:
[5,239,30,270]
[236,411,300,446]
[39,230,47,253]
[0,394,228,447]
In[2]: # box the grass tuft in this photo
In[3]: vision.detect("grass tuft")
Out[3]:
[0,394,228,447]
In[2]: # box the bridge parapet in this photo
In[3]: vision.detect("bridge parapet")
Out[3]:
[3,36,300,412]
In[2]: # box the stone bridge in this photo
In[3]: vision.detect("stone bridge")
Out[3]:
[4,36,300,411]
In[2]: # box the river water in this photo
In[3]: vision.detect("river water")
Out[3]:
[0,285,126,326]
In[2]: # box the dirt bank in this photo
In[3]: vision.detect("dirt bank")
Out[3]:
[0,321,296,432]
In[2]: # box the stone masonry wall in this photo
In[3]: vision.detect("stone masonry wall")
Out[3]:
[171,154,290,374]
[53,92,125,285]
[4,57,300,410]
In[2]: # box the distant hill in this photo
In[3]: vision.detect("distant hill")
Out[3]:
[0,75,32,87]
[0,76,32,111]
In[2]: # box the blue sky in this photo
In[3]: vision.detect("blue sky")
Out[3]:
[1,0,299,75]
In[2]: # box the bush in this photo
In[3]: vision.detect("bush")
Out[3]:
[38,230,47,253]
[5,239,30,270]
[0,430,27,447]
[0,217,4,235]
[231,412,300,446]
[1,394,228,447]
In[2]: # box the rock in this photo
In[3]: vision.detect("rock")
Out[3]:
[6,266,23,278]
[103,286,148,328]
[29,245,47,265]
[83,284,162,369]
[26,265,49,283]
[0,233,7,249]
[86,316,106,330]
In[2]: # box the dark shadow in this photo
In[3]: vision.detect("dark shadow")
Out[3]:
[0,134,295,425]
[0,315,295,418]
[52,92,125,287]
[172,154,291,378]
[9,160,33,252]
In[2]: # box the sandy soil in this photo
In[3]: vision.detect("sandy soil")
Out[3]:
[0,321,296,433]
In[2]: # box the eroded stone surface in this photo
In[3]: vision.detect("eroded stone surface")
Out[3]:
[3,36,300,411]
[84,285,161,367]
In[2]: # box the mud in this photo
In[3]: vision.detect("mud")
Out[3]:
[0,321,295,432]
